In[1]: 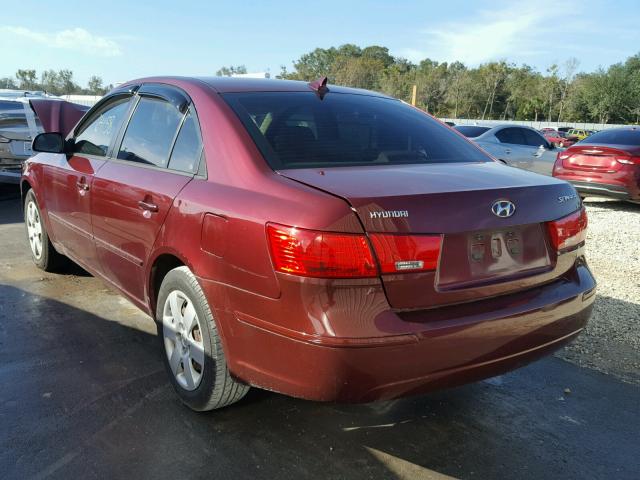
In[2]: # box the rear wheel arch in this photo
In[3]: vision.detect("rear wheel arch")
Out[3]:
[149,253,188,312]
[20,179,33,207]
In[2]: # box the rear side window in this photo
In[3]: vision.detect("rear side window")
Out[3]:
[118,97,183,167]
[223,92,488,169]
[74,97,131,157]
[0,101,28,138]
[168,107,202,174]
[580,129,640,146]
[495,128,526,145]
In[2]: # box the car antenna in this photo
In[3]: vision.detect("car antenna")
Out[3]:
[308,76,329,99]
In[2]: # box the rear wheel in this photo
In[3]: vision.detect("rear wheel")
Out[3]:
[24,190,65,271]
[156,266,248,411]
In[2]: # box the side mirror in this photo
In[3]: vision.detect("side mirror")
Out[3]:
[32,132,65,154]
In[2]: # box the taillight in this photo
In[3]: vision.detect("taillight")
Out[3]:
[616,155,640,165]
[547,207,588,251]
[266,223,377,278]
[369,234,441,273]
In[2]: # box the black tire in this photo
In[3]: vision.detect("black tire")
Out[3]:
[156,266,249,411]
[24,189,65,272]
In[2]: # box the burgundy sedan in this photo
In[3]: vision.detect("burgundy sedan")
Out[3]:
[23,77,595,411]
[553,127,640,203]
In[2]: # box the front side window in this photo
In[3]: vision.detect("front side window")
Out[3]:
[74,97,131,157]
[522,129,547,147]
[117,97,183,167]
[168,107,203,174]
[223,92,488,169]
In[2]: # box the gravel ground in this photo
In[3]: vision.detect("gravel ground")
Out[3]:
[557,198,640,384]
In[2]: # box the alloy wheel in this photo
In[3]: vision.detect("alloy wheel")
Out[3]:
[26,200,43,260]
[162,290,205,391]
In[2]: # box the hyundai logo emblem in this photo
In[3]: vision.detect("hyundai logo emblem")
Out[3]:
[491,200,516,218]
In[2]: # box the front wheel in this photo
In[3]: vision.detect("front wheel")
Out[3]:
[156,266,249,411]
[24,190,65,271]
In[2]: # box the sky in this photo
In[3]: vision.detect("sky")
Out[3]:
[1,0,639,87]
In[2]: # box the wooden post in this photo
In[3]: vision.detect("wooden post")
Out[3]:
[411,84,417,106]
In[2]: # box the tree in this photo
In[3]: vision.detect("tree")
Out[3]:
[0,77,17,89]
[216,65,248,77]
[57,69,78,95]
[40,70,59,94]
[16,69,37,90]
[87,76,105,95]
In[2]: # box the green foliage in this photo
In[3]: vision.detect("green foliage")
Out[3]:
[216,65,248,77]
[282,45,640,124]
[4,69,110,95]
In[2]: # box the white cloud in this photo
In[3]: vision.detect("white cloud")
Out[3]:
[0,26,122,57]
[402,0,562,65]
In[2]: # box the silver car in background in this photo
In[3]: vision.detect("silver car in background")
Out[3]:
[0,90,88,183]
[454,124,559,176]
[0,91,50,183]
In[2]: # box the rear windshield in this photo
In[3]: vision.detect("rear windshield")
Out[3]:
[223,92,488,169]
[0,101,28,138]
[580,129,640,146]
[454,125,490,137]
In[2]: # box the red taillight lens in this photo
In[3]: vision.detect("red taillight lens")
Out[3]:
[369,234,442,273]
[616,155,640,165]
[547,207,588,251]
[266,223,377,278]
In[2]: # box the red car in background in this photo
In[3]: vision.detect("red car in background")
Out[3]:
[22,77,595,411]
[553,127,640,203]
[541,129,578,148]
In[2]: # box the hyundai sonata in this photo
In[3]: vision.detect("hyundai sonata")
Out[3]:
[22,77,595,410]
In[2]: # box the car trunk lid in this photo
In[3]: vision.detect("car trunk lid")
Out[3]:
[560,144,640,173]
[280,162,581,309]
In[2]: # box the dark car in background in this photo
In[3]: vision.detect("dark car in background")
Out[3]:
[0,91,88,183]
[23,77,595,411]
[553,127,640,203]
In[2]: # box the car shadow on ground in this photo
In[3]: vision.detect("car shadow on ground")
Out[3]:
[0,185,22,225]
[1,284,639,480]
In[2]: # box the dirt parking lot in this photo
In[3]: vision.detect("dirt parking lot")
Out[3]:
[0,185,639,479]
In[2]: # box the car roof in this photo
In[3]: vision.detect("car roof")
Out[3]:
[123,76,393,98]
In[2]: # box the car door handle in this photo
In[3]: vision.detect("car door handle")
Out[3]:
[76,180,89,191]
[138,200,159,213]
[504,149,511,154]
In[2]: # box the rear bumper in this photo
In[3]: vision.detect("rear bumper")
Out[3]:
[207,261,596,402]
[554,164,640,202]
[571,181,633,200]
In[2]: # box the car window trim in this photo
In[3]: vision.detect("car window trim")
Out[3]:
[106,95,140,159]
[138,83,190,114]
[166,104,205,176]
[104,155,197,177]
